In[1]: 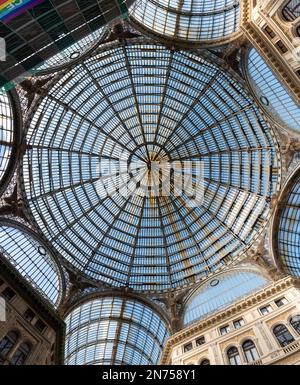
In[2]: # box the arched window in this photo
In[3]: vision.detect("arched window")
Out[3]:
[200,359,210,365]
[290,315,300,335]
[282,1,300,21]
[227,347,241,365]
[242,340,259,363]
[273,324,295,347]
[0,331,18,363]
[11,342,31,365]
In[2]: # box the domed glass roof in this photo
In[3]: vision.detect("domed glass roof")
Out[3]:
[22,42,280,293]
[64,296,170,365]
[130,0,240,44]
[0,221,64,307]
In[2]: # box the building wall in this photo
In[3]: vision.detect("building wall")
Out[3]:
[162,278,300,365]
[0,271,62,365]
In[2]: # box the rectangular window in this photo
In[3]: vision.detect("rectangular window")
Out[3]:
[275,41,288,54]
[233,319,245,329]
[264,25,276,39]
[1,287,16,301]
[196,336,205,347]
[24,308,35,322]
[275,297,288,307]
[220,325,230,336]
[259,305,272,315]
[35,319,46,333]
[183,343,193,353]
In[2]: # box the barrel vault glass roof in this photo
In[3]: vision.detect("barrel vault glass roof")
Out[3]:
[0,91,14,189]
[130,0,240,43]
[247,48,300,133]
[277,172,300,278]
[22,41,280,293]
[64,297,170,365]
[282,0,300,21]
[183,269,269,325]
[0,0,134,89]
[35,25,107,73]
[0,222,64,308]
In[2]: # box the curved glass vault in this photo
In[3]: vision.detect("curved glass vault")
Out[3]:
[64,296,170,365]
[276,171,300,277]
[36,26,107,73]
[0,221,64,308]
[183,269,269,325]
[0,91,14,193]
[282,0,300,21]
[22,42,280,293]
[247,48,300,133]
[130,0,240,44]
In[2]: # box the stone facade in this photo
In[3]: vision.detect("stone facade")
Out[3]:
[161,277,300,365]
[0,258,65,365]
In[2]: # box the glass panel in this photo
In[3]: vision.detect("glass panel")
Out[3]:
[0,331,18,361]
[0,224,62,307]
[0,91,14,186]
[36,26,107,72]
[273,324,295,347]
[242,340,259,362]
[184,270,269,325]
[290,315,300,335]
[130,0,240,42]
[277,174,300,277]
[282,1,300,21]
[227,347,241,365]
[64,297,170,365]
[247,47,300,133]
[11,343,30,365]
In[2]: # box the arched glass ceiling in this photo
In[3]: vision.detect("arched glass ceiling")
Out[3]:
[22,42,280,293]
[247,48,300,133]
[183,269,269,325]
[0,91,14,193]
[0,222,63,308]
[36,26,107,73]
[276,172,300,277]
[64,296,170,365]
[130,0,240,43]
[282,0,300,21]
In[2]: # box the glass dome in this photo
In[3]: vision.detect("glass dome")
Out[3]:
[64,296,170,365]
[22,42,280,293]
[275,171,300,277]
[247,48,300,133]
[130,0,240,44]
[0,91,15,195]
[0,221,64,307]
[183,269,269,325]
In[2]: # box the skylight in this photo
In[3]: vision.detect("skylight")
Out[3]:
[22,42,280,293]
[130,0,240,43]
[64,296,170,365]
[184,269,269,325]
[247,47,300,133]
[0,221,64,308]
